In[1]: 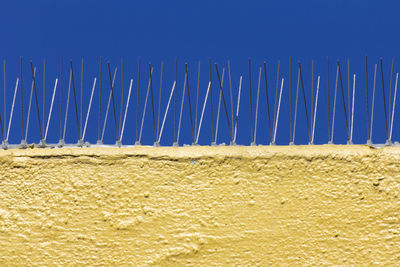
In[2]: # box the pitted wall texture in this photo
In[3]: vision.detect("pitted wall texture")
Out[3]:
[0,145,399,265]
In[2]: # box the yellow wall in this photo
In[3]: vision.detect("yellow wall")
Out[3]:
[0,145,399,265]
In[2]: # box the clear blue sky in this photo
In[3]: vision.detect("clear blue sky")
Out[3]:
[0,0,399,145]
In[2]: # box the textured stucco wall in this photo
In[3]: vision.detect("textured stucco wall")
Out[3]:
[0,145,399,265]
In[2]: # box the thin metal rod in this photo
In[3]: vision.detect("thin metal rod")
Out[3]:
[365,56,370,142]
[42,58,46,136]
[214,68,225,143]
[60,56,63,141]
[370,64,377,144]
[62,70,72,141]
[119,59,124,140]
[120,78,133,143]
[326,57,331,143]
[228,60,234,136]
[195,61,200,137]
[311,76,320,144]
[390,73,398,142]
[233,76,242,143]
[289,57,292,143]
[174,59,177,143]
[101,67,117,142]
[156,61,164,138]
[3,60,6,135]
[248,59,253,143]
[107,63,119,141]
[176,70,187,144]
[331,64,339,144]
[25,68,36,142]
[159,81,176,143]
[138,68,153,144]
[292,67,300,144]
[20,57,24,141]
[298,63,311,143]
[209,59,214,143]
[273,78,284,144]
[311,59,314,121]
[82,78,97,141]
[196,81,210,144]
[185,64,195,144]
[253,67,261,144]
[379,58,390,142]
[44,79,58,141]
[80,59,83,138]
[389,58,394,122]
[149,63,157,144]
[350,74,356,143]
[273,60,280,134]
[6,78,19,142]
[264,62,272,143]
[347,58,350,128]
[136,57,141,143]
[43,58,46,135]
[98,56,102,141]
[70,61,81,140]
[215,64,233,143]
[30,61,43,140]
[337,61,350,142]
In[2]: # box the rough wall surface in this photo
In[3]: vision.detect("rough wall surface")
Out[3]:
[0,145,399,265]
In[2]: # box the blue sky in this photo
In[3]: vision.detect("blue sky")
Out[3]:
[0,0,399,145]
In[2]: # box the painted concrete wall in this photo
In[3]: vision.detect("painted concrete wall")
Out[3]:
[0,146,399,265]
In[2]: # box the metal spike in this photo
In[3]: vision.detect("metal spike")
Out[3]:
[326,57,331,143]
[25,67,37,143]
[196,81,210,144]
[44,79,58,142]
[298,62,311,144]
[119,78,133,145]
[292,66,300,145]
[30,61,44,142]
[365,56,370,143]
[20,57,24,143]
[70,61,81,142]
[337,61,350,143]
[185,64,195,145]
[368,64,377,145]
[156,61,164,139]
[248,59,253,144]
[253,67,261,145]
[138,68,153,145]
[6,78,19,145]
[195,61,201,138]
[209,59,214,144]
[330,64,339,144]
[82,78,97,142]
[264,62,272,144]
[149,63,157,145]
[61,68,72,143]
[135,57,141,145]
[119,59,124,141]
[350,74,356,144]
[311,76,320,145]
[273,60,280,135]
[273,78,284,145]
[159,81,176,144]
[379,58,390,144]
[101,66,117,143]
[389,73,399,142]
[215,64,233,144]
[97,56,102,143]
[233,76,243,144]
[214,68,225,144]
